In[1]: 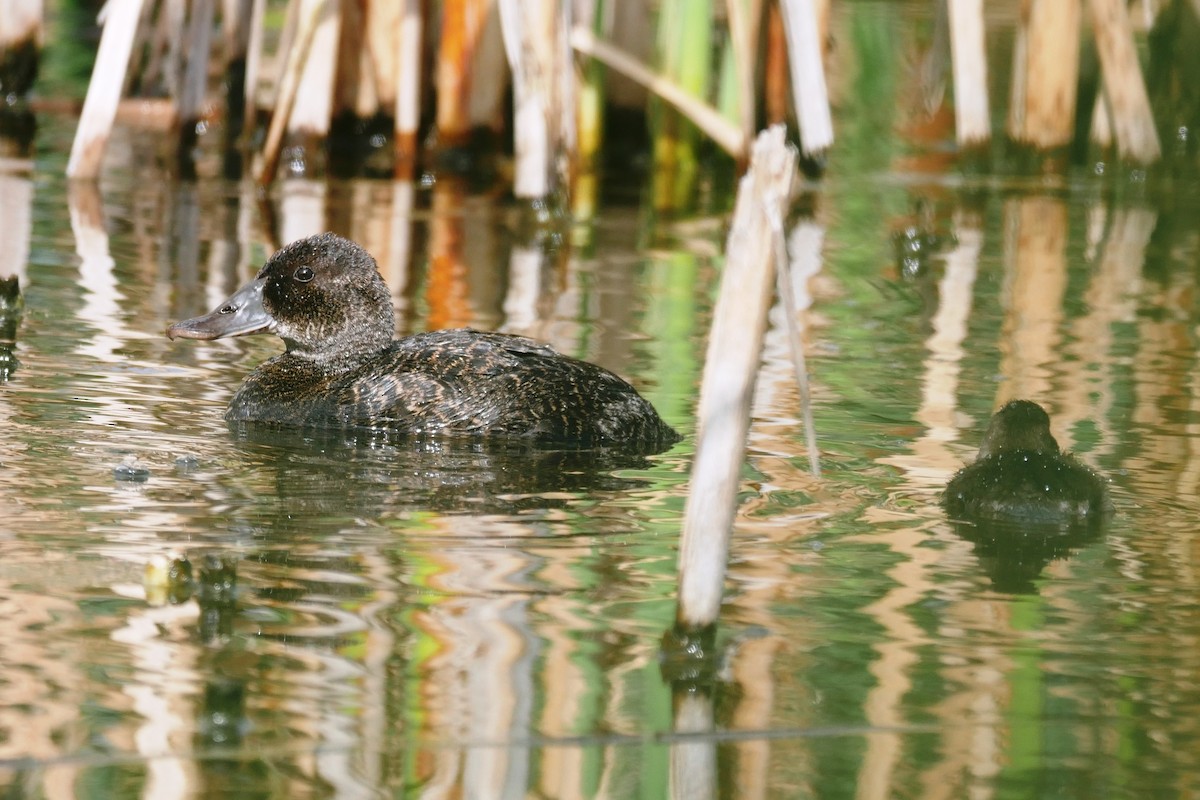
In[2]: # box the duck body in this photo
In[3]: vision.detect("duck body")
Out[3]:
[226,328,677,444]
[943,400,1109,525]
[169,233,678,449]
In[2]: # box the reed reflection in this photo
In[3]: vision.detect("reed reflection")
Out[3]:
[227,427,670,797]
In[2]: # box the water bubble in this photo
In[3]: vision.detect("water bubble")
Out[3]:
[114,455,150,482]
[175,454,200,472]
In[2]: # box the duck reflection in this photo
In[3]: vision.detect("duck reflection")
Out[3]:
[226,421,664,518]
[947,516,1102,594]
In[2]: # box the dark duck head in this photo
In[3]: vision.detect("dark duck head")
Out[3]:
[168,232,393,364]
[942,399,1110,526]
[168,233,679,449]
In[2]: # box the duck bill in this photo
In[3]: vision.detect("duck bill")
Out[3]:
[166,278,273,341]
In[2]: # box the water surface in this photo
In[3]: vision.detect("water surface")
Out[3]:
[4,6,1200,799]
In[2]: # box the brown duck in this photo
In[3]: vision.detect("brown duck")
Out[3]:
[168,233,678,449]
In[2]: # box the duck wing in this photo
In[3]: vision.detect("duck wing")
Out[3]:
[336,330,675,444]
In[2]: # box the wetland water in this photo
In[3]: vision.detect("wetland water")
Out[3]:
[5,10,1200,800]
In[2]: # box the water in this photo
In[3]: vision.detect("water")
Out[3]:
[5,9,1200,800]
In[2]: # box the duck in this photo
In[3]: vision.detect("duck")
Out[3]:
[167,233,679,449]
[942,399,1109,525]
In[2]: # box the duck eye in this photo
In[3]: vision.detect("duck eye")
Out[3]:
[294,266,315,283]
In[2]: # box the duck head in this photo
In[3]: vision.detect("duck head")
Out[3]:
[167,233,395,362]
[976,399,1060,459]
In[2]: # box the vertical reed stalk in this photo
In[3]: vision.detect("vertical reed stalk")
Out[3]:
[946,0,990,145]
[1007,0,1080,150]
[177,0,214,170]
[366,0,401,115]
[779,0,834,159]
[394,0,424,178]
[499,0,567,200]
[256,0,327,184]
[435,0,492,148]
[723,0,762,155]
[763,3,788,125]
[333,0,372,119]
[286,0,340,144]
[67,0,146,179]
[1088,0,1161,163]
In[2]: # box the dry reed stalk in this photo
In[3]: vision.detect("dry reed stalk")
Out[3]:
[255,0,326,184]
[763,3,788,124]
[570,26,744,158]
[366,0,401,113]
[177,0,214,132]
[499,0,559,199]
[67,0,146,179]
[394,0,424,178]
[286,0,339,139]
[1088,0,1161,163]
[946,0,990,145]
[1007,0,1080,149]
[676,126,796,632]
[725,0,764,151]
[778,0,833,158]
[435,0,492,147]
[333,0,374,118]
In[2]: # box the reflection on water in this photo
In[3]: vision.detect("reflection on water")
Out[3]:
[4,10,1200,800]
[947,517,1104,594]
